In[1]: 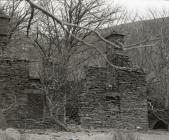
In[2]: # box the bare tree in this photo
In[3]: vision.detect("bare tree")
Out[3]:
[125,10,169,109]
[22,0,128,128]
[5,0,154,128]
[2,1,30,40]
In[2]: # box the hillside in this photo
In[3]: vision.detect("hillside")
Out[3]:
[112,17,169,108]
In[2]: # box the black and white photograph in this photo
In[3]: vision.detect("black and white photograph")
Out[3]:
[0,0,169,139]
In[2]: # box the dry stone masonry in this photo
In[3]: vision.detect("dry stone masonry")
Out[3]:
[80,52,148,130]
[0,58,44,128]
[0,11,148,130]
[0,58,66,130]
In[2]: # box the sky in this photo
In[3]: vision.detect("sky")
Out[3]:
[108,0,169,18]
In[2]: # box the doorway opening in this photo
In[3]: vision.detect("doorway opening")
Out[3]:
[153,120,168,130]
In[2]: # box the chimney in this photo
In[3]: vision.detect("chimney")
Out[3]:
[0,10,10,57]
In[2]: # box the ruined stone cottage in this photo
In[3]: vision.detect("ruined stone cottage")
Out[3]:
[0,11,149,130]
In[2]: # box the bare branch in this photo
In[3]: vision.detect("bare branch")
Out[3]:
[124,40,160,51]
[27,7,34,36]
[25,0,122,50]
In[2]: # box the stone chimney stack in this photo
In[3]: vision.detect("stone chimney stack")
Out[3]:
[0,10,10,57]
[0,11,10,43]
[105,32,125,55]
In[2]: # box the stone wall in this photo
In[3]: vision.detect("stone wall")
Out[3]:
[80,53,148,130]
[117,68,148,129]
[80,66,121,129]
[0,58,44,128]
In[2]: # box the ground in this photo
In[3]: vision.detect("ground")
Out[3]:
[1,128,169,140]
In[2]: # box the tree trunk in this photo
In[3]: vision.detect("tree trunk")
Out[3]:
[165,78,169,109]
[165,94,169,109]
[63,94,66,124]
